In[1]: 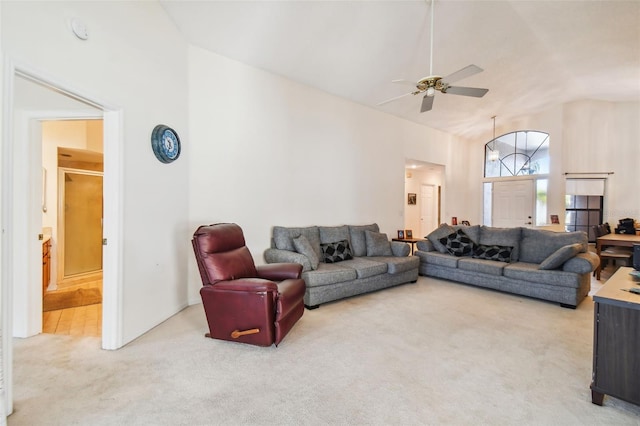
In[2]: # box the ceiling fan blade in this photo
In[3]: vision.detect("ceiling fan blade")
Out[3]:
[441,64,483,84]
[377,91,414,106]
[443,86,489,98]
[391,79,418,87]
[420,94,434,112]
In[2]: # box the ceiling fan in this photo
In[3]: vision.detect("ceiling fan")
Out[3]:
[378,0,488,112]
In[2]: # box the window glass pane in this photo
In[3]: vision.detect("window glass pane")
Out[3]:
[588,196,601,209]
[565,195,575,209]
[484,131,548,177]
[577,210,588,224]
[536,179,547,226]
[575,196,588,209]
[483,182,492,226]
[589,211,601,226]
[565,211,576,225]
[575,225,589,236]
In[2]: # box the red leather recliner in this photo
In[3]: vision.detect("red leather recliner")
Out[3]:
[192,223,305,346]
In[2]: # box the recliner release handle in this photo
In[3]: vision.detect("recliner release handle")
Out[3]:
[231,328,260,339]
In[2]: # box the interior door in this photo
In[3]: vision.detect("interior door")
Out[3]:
[59,169,103,279]
[420,184,437,237]
[492,180,534,228]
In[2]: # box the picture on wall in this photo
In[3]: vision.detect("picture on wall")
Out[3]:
[408,193,417,205]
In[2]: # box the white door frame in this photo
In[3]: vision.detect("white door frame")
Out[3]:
[1,60,124,416]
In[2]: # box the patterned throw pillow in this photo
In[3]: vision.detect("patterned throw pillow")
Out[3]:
[320,240,354,263]
[473,244,513,263]
[439,229,475,257]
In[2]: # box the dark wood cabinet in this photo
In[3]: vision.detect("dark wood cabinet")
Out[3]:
[591,267,640,406]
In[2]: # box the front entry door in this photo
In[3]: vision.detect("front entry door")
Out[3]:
[492,180,534,228]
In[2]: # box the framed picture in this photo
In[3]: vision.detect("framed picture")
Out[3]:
[405,229,413,238]
[407,193,417,205]
[397,230,405,239]
[461,220,470,226]
[550,214,559,224]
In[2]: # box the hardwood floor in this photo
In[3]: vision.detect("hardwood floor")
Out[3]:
[42,275,102,337]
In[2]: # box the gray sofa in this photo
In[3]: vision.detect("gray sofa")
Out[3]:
[264,224,419,308]
[414,224,600,308]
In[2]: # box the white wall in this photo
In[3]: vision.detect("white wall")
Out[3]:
[404,166,444,236]
[2,1,189,345]
[187,46,469,303]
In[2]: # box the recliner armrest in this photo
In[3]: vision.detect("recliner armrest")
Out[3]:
[256,263,303,280]
[208,278,279,293]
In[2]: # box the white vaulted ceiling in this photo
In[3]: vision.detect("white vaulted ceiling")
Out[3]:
[160,0,640,140]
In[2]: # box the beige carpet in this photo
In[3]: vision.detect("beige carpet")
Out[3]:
[10,275,640,425]
[42,288,102,312]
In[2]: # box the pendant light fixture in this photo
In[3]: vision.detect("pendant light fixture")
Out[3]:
[488,115,500,162]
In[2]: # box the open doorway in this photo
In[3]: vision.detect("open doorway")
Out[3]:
[404,160,444,238]
[3,66,123,415]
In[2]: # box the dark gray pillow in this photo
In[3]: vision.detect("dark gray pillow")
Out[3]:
[320,240,353,263]
[293,235,320,270]
[439,229,475,257]
[539,243,582,270]
[427,224,456,254]
[365,231,392,256]
[473,244,513,263]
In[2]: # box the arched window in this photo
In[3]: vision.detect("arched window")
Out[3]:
[484,131,549,178]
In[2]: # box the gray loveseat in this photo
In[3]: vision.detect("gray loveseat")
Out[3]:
[414,224,600,308]
[264,224,419,308]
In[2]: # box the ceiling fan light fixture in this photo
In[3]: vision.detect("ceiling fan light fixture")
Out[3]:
[426,87,436,97]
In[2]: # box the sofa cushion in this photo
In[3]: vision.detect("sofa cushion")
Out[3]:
[472,244,513,263]
[292,235,320,270]
[273,226,321,259]
[390,241,411,257]
[365,231,393,256]
[370,255,420,274]
[320,240,353,263]
[416,239,434,252]
[302,263,358,287]
[539,243,582,270]
[415,250,460,268]
[479,226,522,261]
[341,257,388,279]
[348,224,380,257]
[519,228,588,264]
[503,262,580,288]
[427,224,456,253]
[439,229,476,257]
[319,225,351,245]
[458,257,507,276]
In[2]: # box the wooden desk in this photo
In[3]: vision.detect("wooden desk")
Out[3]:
[595,234,640,279]
[392,238,425,255]
[590,267,640,407]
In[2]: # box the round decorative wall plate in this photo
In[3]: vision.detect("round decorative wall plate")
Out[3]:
[151,125,181,163]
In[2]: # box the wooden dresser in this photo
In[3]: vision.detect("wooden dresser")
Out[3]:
[591,267,640,406]
[42,238,51,296]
